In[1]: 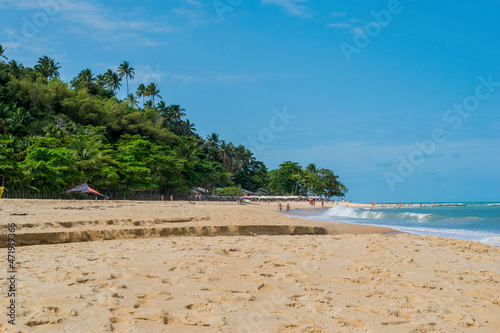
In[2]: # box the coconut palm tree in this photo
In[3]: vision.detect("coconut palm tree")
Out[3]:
[34,56,61,79]
[165,105,186,122]
[156,101,168,115]
[117,61,135,96]
[144,100,154,110]
[104,69,121,95]
[206,133,220,148]
[218,140,234,171]
[95,74,107,88]
[175,139,199,162]
[78,68,95,84]
[125,93,139,108]
[8,60,23,78]
[181,119,196,135]
[0,45,7,62]
[136,83,146,106]
[146,82,161,104]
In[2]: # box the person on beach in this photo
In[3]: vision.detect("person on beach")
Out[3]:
[286,203,290,213]
[278,203,283,212]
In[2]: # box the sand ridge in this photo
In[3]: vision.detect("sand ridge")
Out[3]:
[0,200,395,247]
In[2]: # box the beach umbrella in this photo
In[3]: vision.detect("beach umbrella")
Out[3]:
[63,183,107,197]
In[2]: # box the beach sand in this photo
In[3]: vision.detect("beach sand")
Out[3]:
[1,199,499,332]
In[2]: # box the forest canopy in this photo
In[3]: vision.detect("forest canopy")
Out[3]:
[0,46,347,198]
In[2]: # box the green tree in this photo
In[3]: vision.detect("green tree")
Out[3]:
[104,69,121,95]
[20,137,79,192]
[267,161,303,195]
[136,83,146,106]
[117,61,135,96]
[146,82,161,104]
[34,56,61,79]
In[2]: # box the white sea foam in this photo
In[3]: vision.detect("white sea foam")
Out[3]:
[374,225,500,247]
[323,206,432,221]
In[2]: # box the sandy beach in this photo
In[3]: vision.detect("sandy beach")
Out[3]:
[1,199,499,332]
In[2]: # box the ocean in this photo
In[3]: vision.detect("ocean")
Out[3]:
[291,202,500,247]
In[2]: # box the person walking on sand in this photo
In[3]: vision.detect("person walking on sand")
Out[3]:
[278,203,283,212]
[286,203,290,213]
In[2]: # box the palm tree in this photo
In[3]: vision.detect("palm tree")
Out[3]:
[78,68,94,84]
[157,101,168,115]
[34,56,61,79]
[125,93,139,108]
[206,133,220,148]
[306,163,319,174]
[104,69,121,95]
[144,100,154,110]
[96,74,107,88]
[146,82,162,104]
[218,140,234,171]
[117,61,135,96]
[136,83,146,106]
[7,106,33,132]
[8,60,23,78]
[166,104,186,122]
[175,139,199,162]
[181,119,196,135]
[0,45,7,62]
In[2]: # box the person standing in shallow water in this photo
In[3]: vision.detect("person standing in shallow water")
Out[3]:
[286,203,290,213]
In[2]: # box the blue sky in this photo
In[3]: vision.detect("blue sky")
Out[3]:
[1,0,499,203]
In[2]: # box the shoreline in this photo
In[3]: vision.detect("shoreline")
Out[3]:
[0,199,397,247]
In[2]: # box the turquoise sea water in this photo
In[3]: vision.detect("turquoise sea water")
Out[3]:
[291,202,500,246]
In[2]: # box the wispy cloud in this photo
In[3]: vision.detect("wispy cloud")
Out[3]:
[262,0,312,18]
[3,0,175,52]
[326,16,368,34]
[326,23,352,29]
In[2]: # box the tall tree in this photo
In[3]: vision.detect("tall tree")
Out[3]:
[95,74,107,88]
[125,93,139,108]
[117,61,135,96]
[146,82,161,104]
[104,69,121,96]
[34,56,61,79]
[165,105,186,122]
[206,133,220,148]
[8,60,23,78]
[136,83,146,106]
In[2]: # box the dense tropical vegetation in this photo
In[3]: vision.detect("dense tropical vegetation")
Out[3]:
[0,46,347,198]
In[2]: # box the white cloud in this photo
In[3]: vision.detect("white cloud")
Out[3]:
[2,0,174,48]
[262,0,312,18]
[326,23,352,29]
